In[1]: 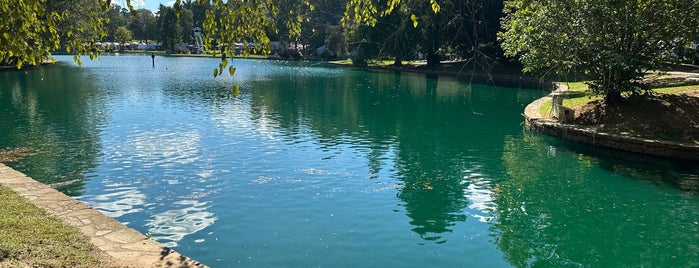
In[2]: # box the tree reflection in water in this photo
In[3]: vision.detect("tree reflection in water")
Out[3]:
[0,65,106,196]
[498,132,699,267]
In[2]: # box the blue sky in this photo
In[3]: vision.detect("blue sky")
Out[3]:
[114,0,174,12]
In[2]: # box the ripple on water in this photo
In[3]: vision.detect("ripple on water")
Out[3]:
[129,130,201,168]
[461,170,497,223]
[79,187,146,218]
[146,200,217,248]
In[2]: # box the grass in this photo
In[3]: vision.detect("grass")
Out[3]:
[538,82,699,117]
[654,84,699,94]
[0,185,111,268]
[540,82,600,116]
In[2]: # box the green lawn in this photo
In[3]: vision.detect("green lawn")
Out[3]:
[0,185,112,268]
[539,82,699,117]
[540,82,599,116]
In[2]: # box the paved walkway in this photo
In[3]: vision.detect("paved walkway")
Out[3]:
[0,164,208,268]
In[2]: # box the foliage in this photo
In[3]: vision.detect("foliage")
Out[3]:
[102,4,129,42]
[2,0,507,75]
[342,0,443,66]
[0,0,106,68]
[197,0,279,77]
[114,26,132,51]
[129,8,158,43]
[341,0,505,68]
[500,0,699,103]
[158,5,183,53]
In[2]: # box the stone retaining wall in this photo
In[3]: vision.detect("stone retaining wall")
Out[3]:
[524,110,699,161]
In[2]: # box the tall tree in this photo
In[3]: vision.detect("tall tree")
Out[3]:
[115,26,132,52]
[129,8,157,43]
[179,6,195,45]
[446,0,504,69]
[182,0,210,28]
[158,5,183,53]
[342,0,442,65]
[500,0,699,103]
[103,4,130,42]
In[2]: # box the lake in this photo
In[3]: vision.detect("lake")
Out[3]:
[1,55,698,267]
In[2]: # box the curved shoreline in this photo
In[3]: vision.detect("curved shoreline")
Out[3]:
[0,164,207,268]
[331,61,699,161]
[523,93,699,161]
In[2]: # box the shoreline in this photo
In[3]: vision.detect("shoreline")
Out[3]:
[523,93,699,161]
[8,54,697,161]
[0,164,208,268]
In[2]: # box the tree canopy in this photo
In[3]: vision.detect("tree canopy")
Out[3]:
[1,0,106,68]
[4,0,698,95]
[500,0,699,102]
[2,0,506,69]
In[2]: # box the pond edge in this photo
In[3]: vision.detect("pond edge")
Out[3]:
[523,92,699,161]
[0,163,208,268]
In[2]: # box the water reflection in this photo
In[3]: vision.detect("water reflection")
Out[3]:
[130,130,200,168]
[243,70,539,243]
[463,174,497,223]
[147,200,217,248]
[6,57,698,267]
[554,139,699,192]
[0,65,106,195]
[79,187,146,218]
[498,132,699,267]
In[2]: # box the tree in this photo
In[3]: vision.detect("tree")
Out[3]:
[341,0,442,65]
[47,0,105,53]
[445,0,504,70]
[115,27,132,52]
[129,8,157,43]
[103,4,130,42]
[179,6,195,45]
[0,0,106,68]
[500,0,699,103]
[1,0,59,68]
[158,5,183,53]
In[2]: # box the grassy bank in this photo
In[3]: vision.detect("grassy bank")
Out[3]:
[535,77,699,143]
[539,82,699,117]
[0,185,116,268]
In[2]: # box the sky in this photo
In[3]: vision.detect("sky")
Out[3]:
[114,0,174,12]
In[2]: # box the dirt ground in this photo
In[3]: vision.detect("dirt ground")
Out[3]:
[574,88,699,144]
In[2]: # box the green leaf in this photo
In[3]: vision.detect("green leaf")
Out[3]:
[430,0,440,13]
[229,66,236,76]
[213,68,219,77]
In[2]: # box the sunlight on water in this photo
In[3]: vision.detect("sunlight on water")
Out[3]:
[147,200,217,248]
[79,187,145,218]
[462,172,497,223]
[130,130,201,167]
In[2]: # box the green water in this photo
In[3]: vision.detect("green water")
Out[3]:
[1,55,698,267]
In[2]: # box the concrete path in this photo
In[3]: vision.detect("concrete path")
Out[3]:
[0,164,208,268]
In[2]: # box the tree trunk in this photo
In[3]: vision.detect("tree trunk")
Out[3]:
[605,90,622,104]
[426,52,441,67]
